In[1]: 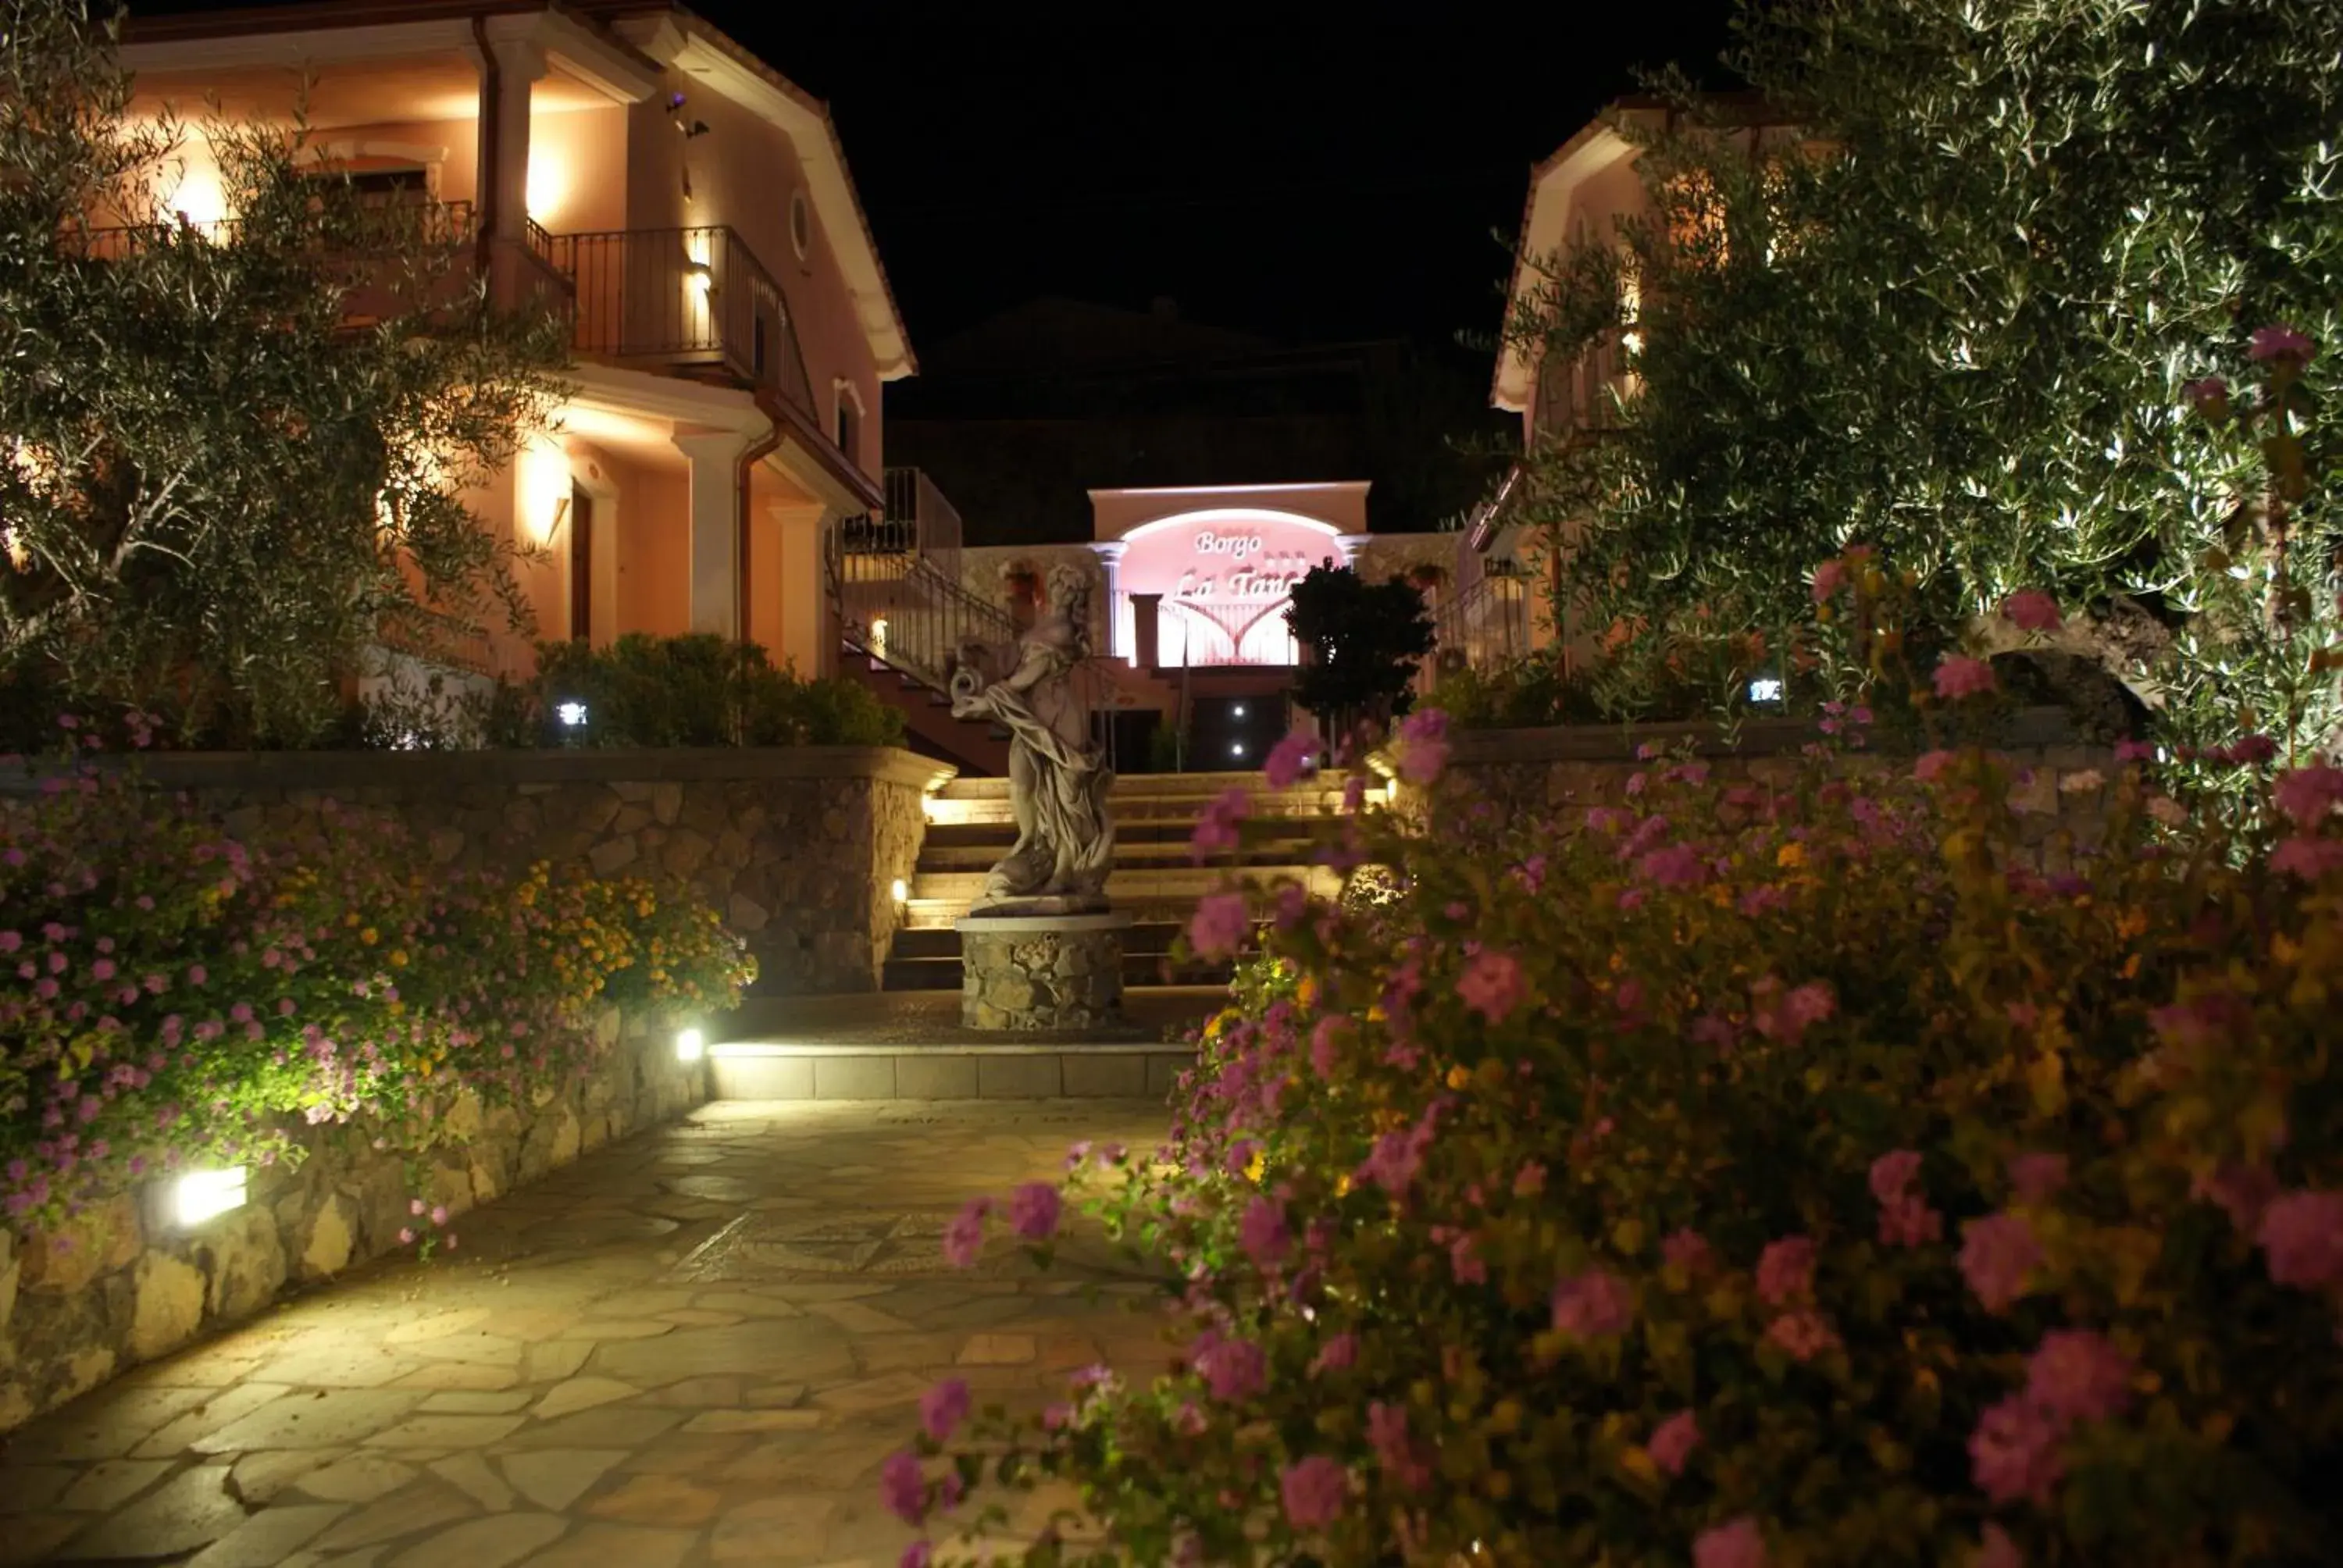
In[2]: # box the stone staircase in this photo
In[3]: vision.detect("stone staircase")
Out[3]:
[883,771,1350,990]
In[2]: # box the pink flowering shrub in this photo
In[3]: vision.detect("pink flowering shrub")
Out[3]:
[899,678,2343,1563]
[0,748,754,1227]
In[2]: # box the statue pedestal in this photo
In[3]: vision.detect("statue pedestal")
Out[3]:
[957,913,1135,1032]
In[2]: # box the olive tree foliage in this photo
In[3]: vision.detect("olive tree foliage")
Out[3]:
[0,1,568,746]
[1504,0,2341,761]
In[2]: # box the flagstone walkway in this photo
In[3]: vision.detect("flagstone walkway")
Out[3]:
[0,1101,1174,1566]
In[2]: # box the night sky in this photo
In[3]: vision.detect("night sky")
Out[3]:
[130,0,1746,354]
[741,0,1746,351]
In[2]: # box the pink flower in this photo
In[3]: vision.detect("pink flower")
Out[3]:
[1195,1335,1267,1402]
[1751,981,1834,1044]
[2273,764,2343,829]
[942,1196,990,1268]
[430,1205,449,1227]
[1649,1410,1700,1476]
[2271,836,2343,881]
[1636,844,1708,886]
[1008,1181,1061,1240]
[1310,1332,1357,1375]
[1264,732,1321,788]
[2008,1152,2069,1205]
[1933,655,1997,701]
[1393,708,1450,785]
[1240,1196,1291,1269]
[1278,1455,1348,1528]
[2257,1188,2343,1289]
[1367,1401,1429,1490]
[1960,1213,2043,1311]
[2000,590,2063,633]
[1869,1149,1924,1203]
[1511,1160,1546,1198]
[1970,1395,2064,1504]
[2181,375,2229,412]
[1972,1524,2023,1568]
[900,1542,933,1568]
[1189,893,1250,960]
[1754,1236,1816,1304]
[1661,1228,1713,1274]
[919,1377,972,1442]
[2195,1161,2281,1231]
[1694,1516,1767,1568]
[879,1450,926,1523]
[1764,1309,1839,1362]
[1456,949,1525,1022]
[1913,749,1960,782]
[1308,1015,1344,1078]
[2024,1330,2131,1424]
[397,1227,415,1245]
[2248,323,2315,364]
[1190,786,1250,861]
[1550,1268,1634,1338]
[1811,558,1848,603]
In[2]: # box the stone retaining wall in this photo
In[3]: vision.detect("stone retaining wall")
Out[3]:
[0,1007,699,1433]
[1433,708,2119,857]
[34,748,953,996]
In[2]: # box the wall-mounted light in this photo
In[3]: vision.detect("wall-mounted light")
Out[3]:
[890,878,909,904]
[869,617,889,656]
[1232,704,1247,718]
[525,149,569,226]
[675,1027,706,1063]
[173,1167,248,1228]
[556,700,589,729]
[517,440,571,547]
[167,152,230,230]
[1231,742,1246,759]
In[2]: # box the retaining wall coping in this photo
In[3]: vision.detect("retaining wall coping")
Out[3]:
[1441,706,2084,766]
[0,745,958,796]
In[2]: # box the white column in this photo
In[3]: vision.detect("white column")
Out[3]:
[676,429,757,638]
[482,39,544,244]
[1093,540,1125,659]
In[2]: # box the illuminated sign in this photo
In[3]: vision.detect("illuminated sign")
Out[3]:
[1114,509,1348,666]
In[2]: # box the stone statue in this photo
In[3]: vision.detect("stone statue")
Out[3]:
[949,563,1115,916]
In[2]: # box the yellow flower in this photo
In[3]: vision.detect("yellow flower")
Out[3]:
[1776,842,1806,868]
[1446,1065,1473,1091]
[1244,1149,1266,1183]
[360,927,379,946]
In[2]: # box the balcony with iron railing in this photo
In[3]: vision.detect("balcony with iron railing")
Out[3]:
[545,225,815,420]
[1532,325,1630,446]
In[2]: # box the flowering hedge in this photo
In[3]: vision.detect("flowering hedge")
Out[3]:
[890,657,2343,1563]
[0,738,753,1228]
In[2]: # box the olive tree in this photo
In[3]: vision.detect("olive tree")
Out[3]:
[0,0,568,746]
[1506,0,2341,761]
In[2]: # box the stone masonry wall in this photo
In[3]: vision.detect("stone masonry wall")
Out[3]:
[1437,708,2118,863]
[77,747,951,997]
[0,1007,700,1433]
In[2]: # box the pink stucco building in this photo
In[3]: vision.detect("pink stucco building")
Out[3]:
[119,0,911,684]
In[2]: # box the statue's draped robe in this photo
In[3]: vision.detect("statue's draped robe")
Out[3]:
[949,626,1114,912]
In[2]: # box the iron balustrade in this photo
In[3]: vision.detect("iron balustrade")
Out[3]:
[1433,569,1534,673]
[546,226,814,420]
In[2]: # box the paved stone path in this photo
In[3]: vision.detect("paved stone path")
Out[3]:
[0,1102,1172,1566]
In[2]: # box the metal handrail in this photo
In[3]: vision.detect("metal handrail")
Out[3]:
[73,200,479,261]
